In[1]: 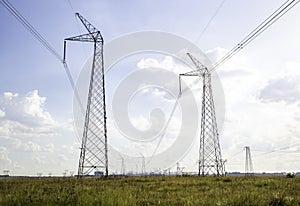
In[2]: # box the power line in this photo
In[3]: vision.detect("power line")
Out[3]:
[252,142,300,158]
[211,0,300,71]
[66,0,89,58]
[0,0,79,93]
[0,0,63,62]
[228,150,244,159]
[0,0,82,104]
[67,0,75,12]
[181,0,300,98]
[193,0,227,43]
[0,0,85,143]
[227,143,300,160]
[148,93,181,163]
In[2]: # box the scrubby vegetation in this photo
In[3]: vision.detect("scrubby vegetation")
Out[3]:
[0,175,299,205]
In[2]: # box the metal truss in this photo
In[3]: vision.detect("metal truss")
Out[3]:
[64,13,108,177]
[244,146,254,176]
[180,53,225,176]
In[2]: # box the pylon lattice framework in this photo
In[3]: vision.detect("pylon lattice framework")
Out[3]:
[244,146,254,175]
[64,13,108,177]
[180,53,225,176]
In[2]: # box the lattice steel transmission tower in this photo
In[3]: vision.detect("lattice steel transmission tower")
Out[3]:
[64,13,108,177]
[140,153,146,175]
[180,53,225,176]
[120,156,126,175]
[244,146,254,175]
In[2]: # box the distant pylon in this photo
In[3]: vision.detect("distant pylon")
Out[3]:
[176,162,184,176]
[64,13,108,177]
[180,53,225,176]
[120,156,126,175]
[244,146,254,175]
[140,153,146,175]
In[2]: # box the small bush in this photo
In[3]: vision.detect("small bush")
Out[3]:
[286,173,295,178]
[222,178,232,183]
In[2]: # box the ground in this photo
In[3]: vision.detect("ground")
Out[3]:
[0,175,299,205]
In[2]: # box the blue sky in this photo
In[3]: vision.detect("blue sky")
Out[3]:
[1,0,300,176]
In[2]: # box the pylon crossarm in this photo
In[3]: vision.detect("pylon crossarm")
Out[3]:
[65,32,102,43]
[180,70,203,77]
[186,53,208,74]
[75,13,103,41]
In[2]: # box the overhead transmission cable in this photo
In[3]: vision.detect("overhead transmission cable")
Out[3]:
[0,0,85,143]
[193,0,227,43]
[211,0,300,71]
[149,1,228,161]
[67,0,75,11]
[66,0,89,58]
[0,0,84,113]
[252,142,300,158]
[151,0,300,162]
[0,0,62,61]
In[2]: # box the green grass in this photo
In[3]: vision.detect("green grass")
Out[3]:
[0,175,299,205]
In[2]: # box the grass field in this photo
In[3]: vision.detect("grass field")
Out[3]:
[0,175,299,205]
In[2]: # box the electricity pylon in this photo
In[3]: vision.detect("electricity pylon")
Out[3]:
[140,153,146,175]
[64,13,108,177]
[244,146,254,175]
[180,53,224,176]
[120,156,126,175]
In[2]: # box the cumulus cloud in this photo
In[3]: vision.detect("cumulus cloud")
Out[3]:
[44,144,54,153]
[0,90,61,139]
[136,56,203,97]
[0,109,5,118]
[24,141,42,152]
[137,55,192,76]
[258,62,300,104]
[58,154,68,161]
[188,47,300,172]
[259,77,300,103]
[0,90,55,127]
[0,146,11,166]
[205,47,251,78]
[0,89,83,175]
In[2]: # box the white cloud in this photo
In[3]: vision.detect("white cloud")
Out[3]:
[61,144,78,154]
[32,154,43,164]
[2,52,298,174]
[136,56,203,99]
[0,90,78,175]
[205,48,300,172]
[107,51,300,173]
[24,141,42,152]
[44,144,54,153]
[137,56,192,76]
[258,62,300,104]
[130,115,152,131]
[0,109,5,118]
[0,90,69,139]
[0,90,55,127]
[58,154,68,161]
[205,47,251,78]
[12,138,22,149]
[137,57,163,69]
[0,146,11,166]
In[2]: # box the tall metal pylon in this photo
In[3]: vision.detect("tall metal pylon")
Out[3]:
[140,153,146,175]
[244,146,254,175]
[180,53,224,176]
[64,13,108,177]
[120,156,126,175]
